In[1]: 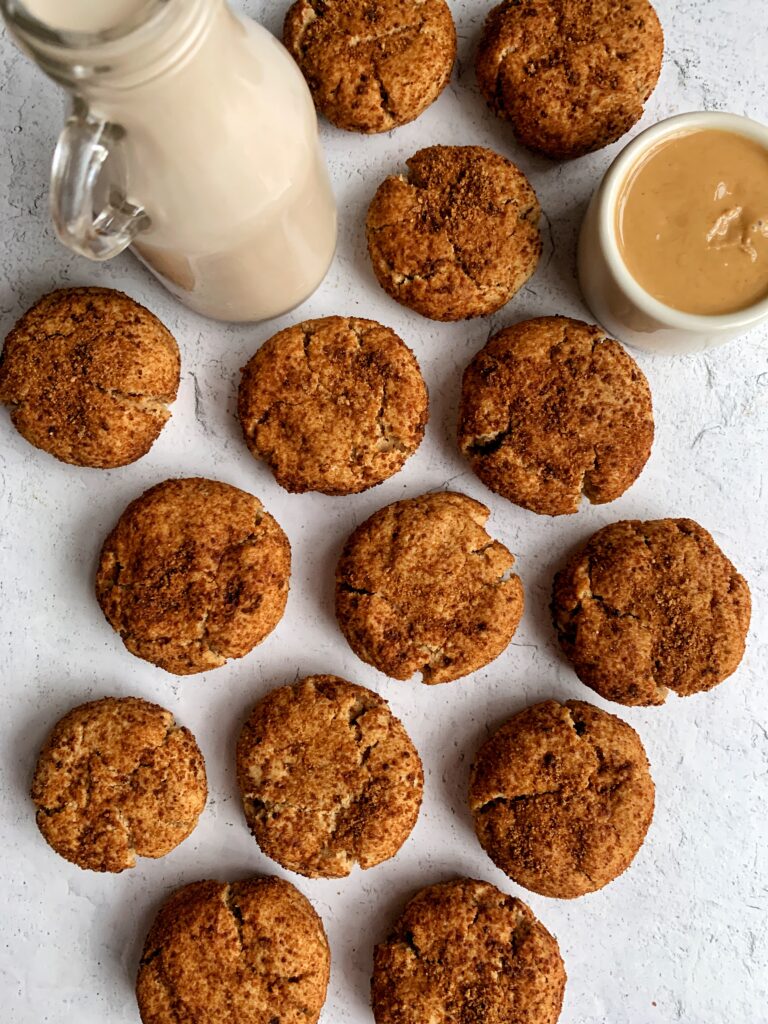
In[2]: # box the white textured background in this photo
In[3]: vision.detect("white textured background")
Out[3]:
[1,1,767,1021]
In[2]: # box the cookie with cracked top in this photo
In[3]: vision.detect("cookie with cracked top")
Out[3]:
[371,877,566,1024]
[366,145,541,321]
[95,477,290,675]
[335,491,524,683]
[283,0,456,133]
[31,697,206,872]
[457,316,654,516]
[136,876,330,1024]
[476,0,664,159]
[238,316,428,495]
[469,700,654,898]
[236,674,423,878]
[0,287,179,468]
[552,519,751,706]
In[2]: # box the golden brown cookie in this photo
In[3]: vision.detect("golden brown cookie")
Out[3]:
[238,316,428,495]
[366,145,541,321]
[372,877,566,1024]
[31,697,206,873]
[237,674,423,878]
[457,316,654,516]
[0,287,179,468]
[469,700,654,898]
[552,519,751,706]
[96,478,291,675]
[283,0,456,133]
[335,491,524,683]
[476,0,664,159]
[136,877,330,1024]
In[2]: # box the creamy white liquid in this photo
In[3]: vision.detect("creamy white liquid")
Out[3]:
[28,2,337,320]
[23,0,152,33]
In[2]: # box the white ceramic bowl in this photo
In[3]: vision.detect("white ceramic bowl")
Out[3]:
[577,111,768,355]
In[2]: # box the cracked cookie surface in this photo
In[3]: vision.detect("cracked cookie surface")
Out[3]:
[476,0,663,159]
[552,519,751,706]
[469,700,654,898]
[95,478,291,675]
[335,491,524,683]
[0,287,179,468]
[237,675,423,877]
[31,697,206,872]
[372,877,566,1024]
[458,316,654,516]
[366,145,541,321]
[283,0,456,133]
[136,877,330,1024]
[238,316,427,495]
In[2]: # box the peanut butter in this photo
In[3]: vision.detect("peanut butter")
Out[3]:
[616,129,768,315]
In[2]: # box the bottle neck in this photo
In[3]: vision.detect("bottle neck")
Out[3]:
[1,0,224,94]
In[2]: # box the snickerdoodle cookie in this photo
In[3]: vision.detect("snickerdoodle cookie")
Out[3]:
[552,519,751,706]
[283,0,456,133]
[31,697,206,872]
[237,675,423,877]
[366,145,541,321]
[469,700,654,898]
[335,491,524,683]
[136,877,330,1024]
[458,316,654,516]
[0,287,179,468]
[96,478,290,675]
[372,878,566,1024]
[238,316,428,495]
[476,0,664,159]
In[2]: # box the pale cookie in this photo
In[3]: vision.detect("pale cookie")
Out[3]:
[237,675,423,877]
[335,491,524,683]
[31,696,206,872]
[238,316,428,495]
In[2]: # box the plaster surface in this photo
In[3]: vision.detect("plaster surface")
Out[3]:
[1,2,766,1021]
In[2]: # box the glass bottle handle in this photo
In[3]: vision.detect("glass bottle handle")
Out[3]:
[50,103,150,261]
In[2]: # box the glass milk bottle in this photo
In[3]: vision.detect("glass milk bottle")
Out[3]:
[1,0,338,322]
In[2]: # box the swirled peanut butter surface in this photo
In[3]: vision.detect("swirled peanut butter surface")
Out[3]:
[616,129,768,315]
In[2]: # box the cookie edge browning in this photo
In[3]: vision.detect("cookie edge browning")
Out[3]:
[236,675,424,878]
[94,477,291,676]
[31,695,208,873]
[283,0,457,134]
[475,0,664,160]
[457,316,655,516]
[237,316,429,496]
[371,877,566,1024]
[551,518,752,706]
[335,491,525,684]
[136,876,331,1024]
[468,699,655,898]
[365,145,542,322]
[0,286,181,469]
